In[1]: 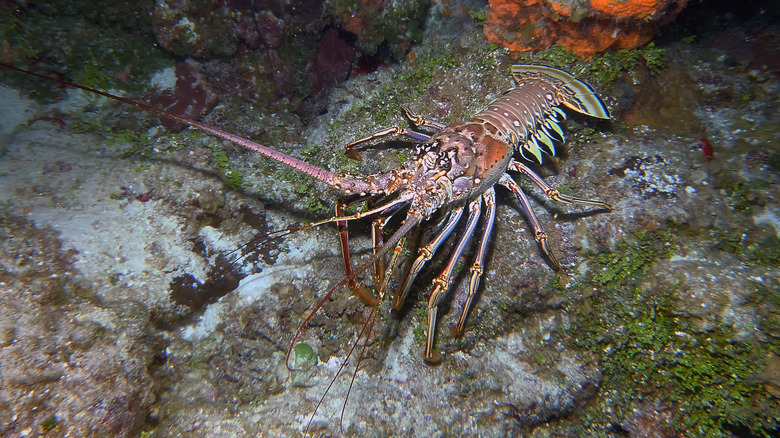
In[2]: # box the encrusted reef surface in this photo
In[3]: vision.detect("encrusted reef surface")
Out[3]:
[0,1,778,437]
[484,0,690,57]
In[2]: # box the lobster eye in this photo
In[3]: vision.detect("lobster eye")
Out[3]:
[437,153,451,170]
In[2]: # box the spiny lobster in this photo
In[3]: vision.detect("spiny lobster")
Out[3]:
[0,60,611,417]
[321,64,613,363]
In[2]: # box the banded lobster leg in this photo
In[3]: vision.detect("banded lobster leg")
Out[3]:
[498,174,561,271]
[393,206,464,310]
[335,193,387,306]
[498,164,611,271]
[421,189,497,363]
[343,106,445,160]
[381,189,497,363]
[457,188,497,335]
[399,106,447,131]
[508,160,612,210]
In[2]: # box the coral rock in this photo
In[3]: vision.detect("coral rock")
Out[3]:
[255,10,286,49]
[237,16,262,49]
[296,29,356,117]
[152,0,237,58]
[328,0,430,59]
[149,60,218,132]
[484,0,690,57]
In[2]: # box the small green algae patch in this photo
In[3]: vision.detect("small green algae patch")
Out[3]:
[719,177,771,212]
[563,227,779,437]
[591,229,675,285]
[68,113,151,153]
[712,227,780,267]
[467,8,487,25]
[588,42,666,85]
[293,176,329,217]
[412,307,428,345]
[207,143,249,189]
[290,342,318,387]
[293,342,318,368]
[301,142,359,176]
[518,42,666,89]
[40,415,58,432]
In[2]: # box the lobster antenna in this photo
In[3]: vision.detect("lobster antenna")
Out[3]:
[285,213,421,370]
[0,62,338,186]
[302,295,380,437]
[300,216,416,436]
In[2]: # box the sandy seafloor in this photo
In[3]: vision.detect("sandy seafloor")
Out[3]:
[1,3,779,438]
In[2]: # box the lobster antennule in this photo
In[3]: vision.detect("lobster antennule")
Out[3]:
[511,64,611,120]
[303,195,412,229]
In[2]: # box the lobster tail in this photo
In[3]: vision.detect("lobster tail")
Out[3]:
[511,64,611,120]
[472,64,610,164]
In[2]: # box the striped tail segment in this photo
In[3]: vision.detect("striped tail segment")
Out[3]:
[472,64,610,163]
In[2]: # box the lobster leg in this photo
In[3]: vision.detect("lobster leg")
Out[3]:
[336,194,384,306]
[345,126,430,160]
[393,206,464,310]
[456,187,497,335]
[376,235,408,300]
[370,215,388,288]
[498,174,561,272]
[400,106,447,131]
[424,196,483,363]
[508,160,612,210]
[335,190,418,306]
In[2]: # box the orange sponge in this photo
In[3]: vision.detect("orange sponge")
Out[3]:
[484,0,690,57]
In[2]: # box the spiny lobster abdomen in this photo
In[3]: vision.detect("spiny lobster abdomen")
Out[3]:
[472,65,611,164]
